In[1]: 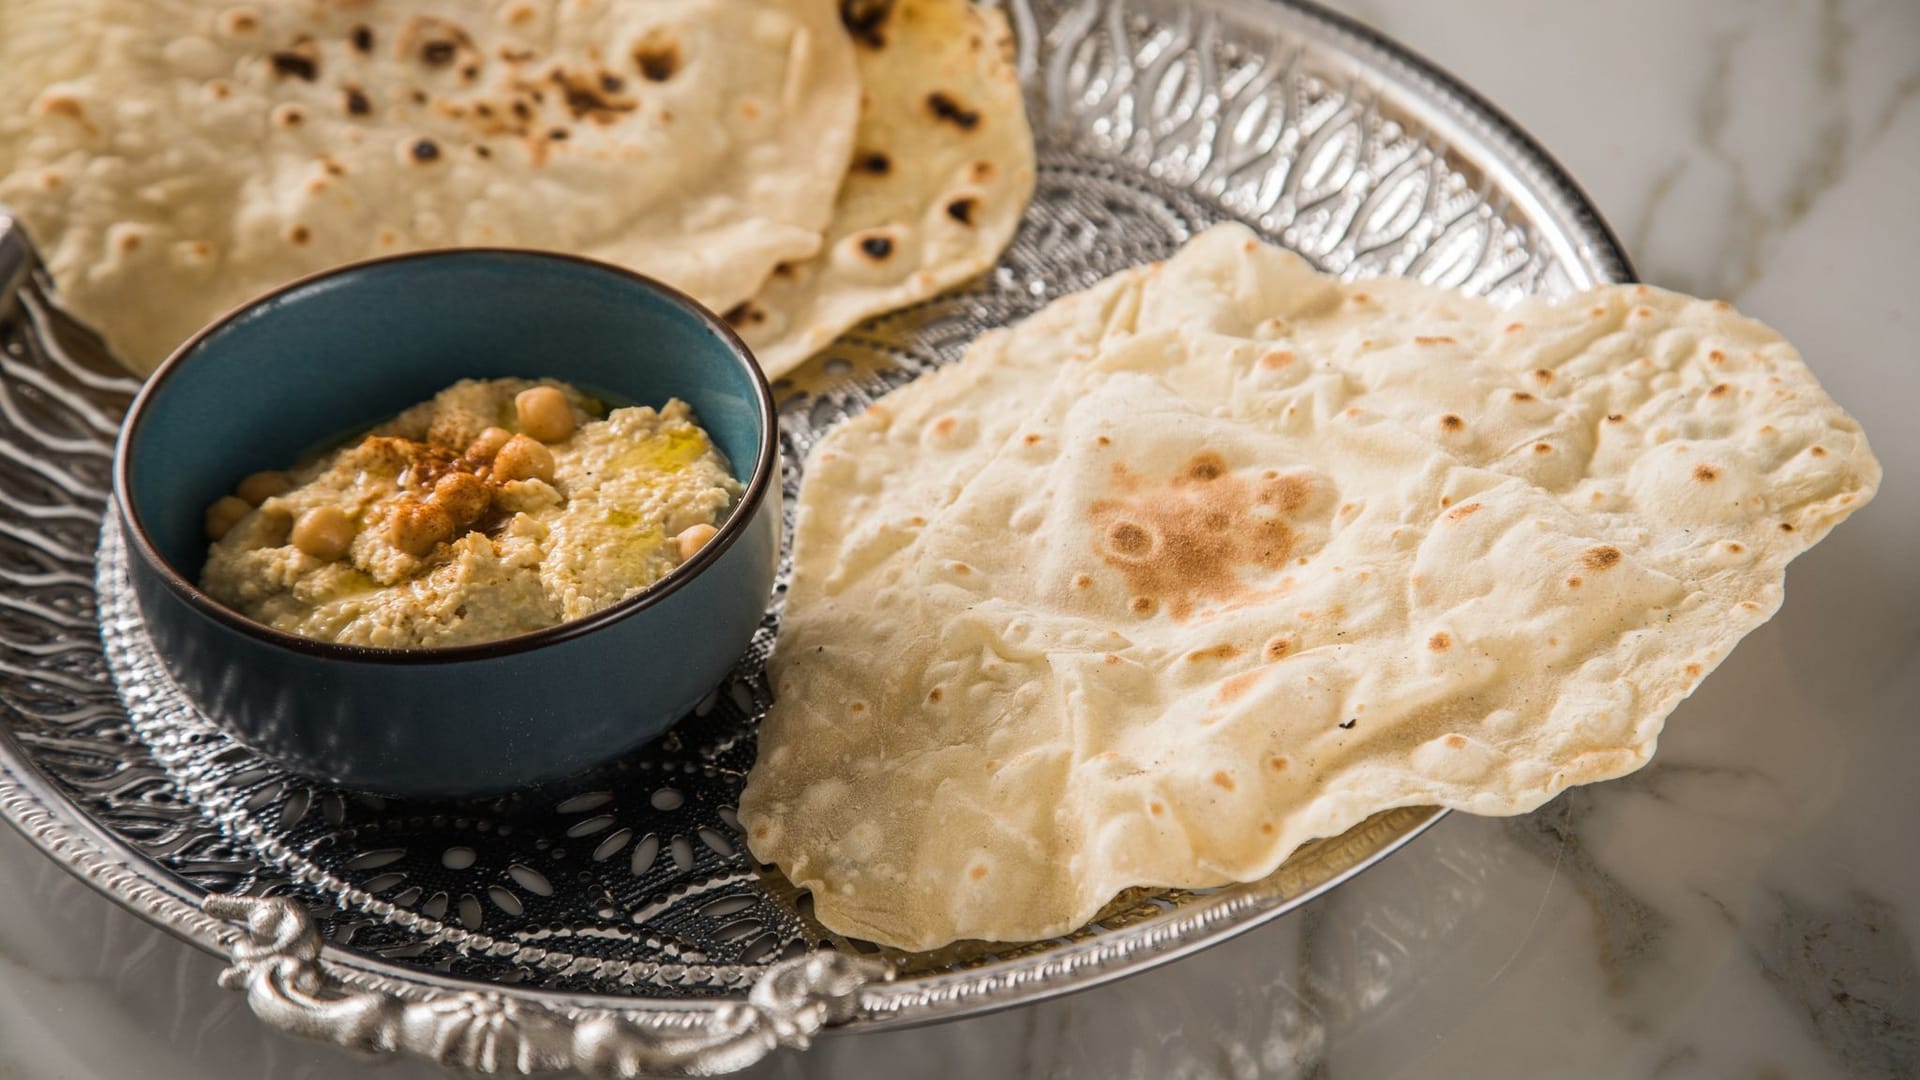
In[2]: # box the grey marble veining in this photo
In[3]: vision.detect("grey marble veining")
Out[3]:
[1753,887,1919,1077]
[2,0,1917,1076]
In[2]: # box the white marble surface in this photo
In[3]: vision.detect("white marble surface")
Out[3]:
[2,0,1917,1076]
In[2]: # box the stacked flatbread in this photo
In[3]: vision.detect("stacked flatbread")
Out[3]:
[738,223,1880,950]
[0,0,1032,375]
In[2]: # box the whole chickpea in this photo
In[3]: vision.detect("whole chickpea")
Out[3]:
[466,426,514,462]
[235,470,292,506]
[492,434,556,483]
[388,501,454,558]
[204,495,252,541]
[432,471,491,527]
[515,386,576,443]
[291,506,355,561]
[675,522,720,562]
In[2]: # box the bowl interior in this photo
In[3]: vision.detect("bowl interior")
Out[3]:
[121,251,768,580]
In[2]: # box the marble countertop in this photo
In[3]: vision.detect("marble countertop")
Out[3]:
[3,0,1915,1076]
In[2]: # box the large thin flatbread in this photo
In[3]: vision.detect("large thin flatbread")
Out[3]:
[738,224,1880,950]
[727,0,1035,377]
[0,0,861,372]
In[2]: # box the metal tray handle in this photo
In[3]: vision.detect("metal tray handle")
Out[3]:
[206,895,890,1077]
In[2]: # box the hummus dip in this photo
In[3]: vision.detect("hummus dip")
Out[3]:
[200,378,742,648]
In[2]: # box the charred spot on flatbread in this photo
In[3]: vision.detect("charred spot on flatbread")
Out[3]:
[841,0,894,48]
[926,91,980,130]
[634,31,683,82]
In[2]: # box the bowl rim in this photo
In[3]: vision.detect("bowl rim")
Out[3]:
[112,247,779,666]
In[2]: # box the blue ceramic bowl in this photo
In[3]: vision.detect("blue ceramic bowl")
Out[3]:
[113,251,779,799]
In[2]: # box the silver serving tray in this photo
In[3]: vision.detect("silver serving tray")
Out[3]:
[0,0,1631,1073]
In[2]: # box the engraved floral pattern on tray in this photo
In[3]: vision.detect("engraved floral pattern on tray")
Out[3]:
[0,0,1629,1020]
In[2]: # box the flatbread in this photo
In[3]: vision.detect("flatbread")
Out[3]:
[0,0,861,371]
[726,0,1035,377]
[738,224,1880,950]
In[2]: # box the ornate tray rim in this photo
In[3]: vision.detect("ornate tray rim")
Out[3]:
[0,0,1637,1059]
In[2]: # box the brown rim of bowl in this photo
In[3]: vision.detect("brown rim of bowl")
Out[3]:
[112,247,779,666]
